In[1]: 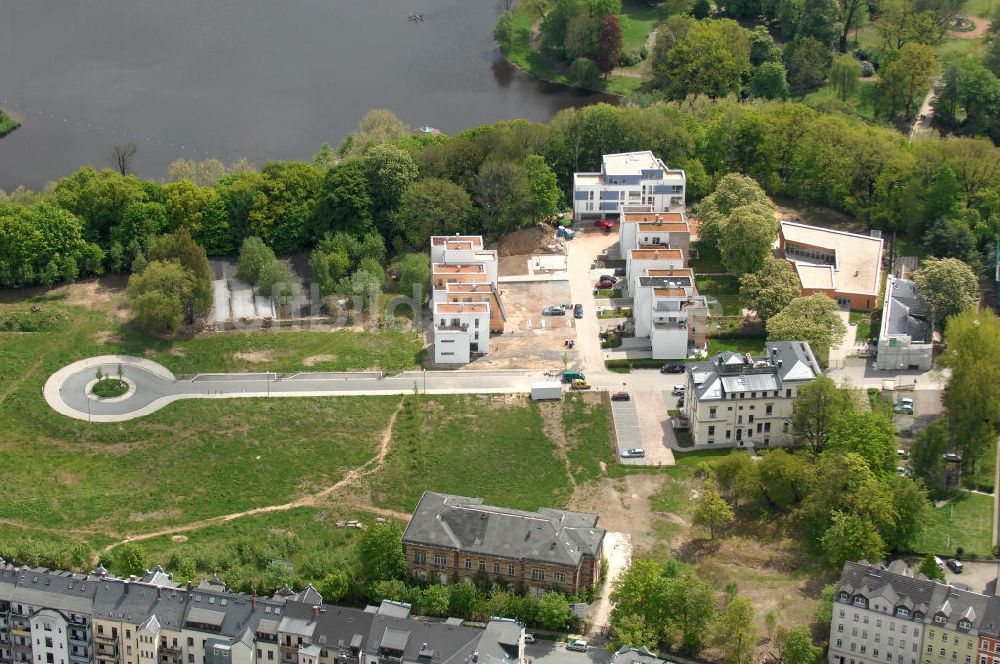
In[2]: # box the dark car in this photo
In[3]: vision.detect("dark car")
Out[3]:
[542,305,566,316]
[660,364,685,374]
[947,559,964,573]
[598,274,616,283]
[611,392,630,401]
[573,304,584,319]
[595,279,615,289]
[613,267,626,277]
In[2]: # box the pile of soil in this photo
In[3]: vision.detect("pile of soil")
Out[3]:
[492,224,563,257]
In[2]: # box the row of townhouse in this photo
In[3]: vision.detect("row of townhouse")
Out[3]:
[830,560,1000,664]
[429,236,505,365]
[0,562,524,664]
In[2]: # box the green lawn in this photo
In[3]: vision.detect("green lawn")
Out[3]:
[0,110,19,136]
[706,336,768,356]
[690,241,727,274]
[619,0,672,51]
[800,80,881,123]
[697,275,741,316]
[137,507,376,593]
[562,395,616,484]
[850,310,873,342]
[371,394,609,513]
[921,492,994,557]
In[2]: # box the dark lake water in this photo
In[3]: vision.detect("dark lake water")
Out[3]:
[0,0,613,189]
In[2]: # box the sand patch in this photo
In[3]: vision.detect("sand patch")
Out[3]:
[56,470,80,486]
[168,347,187,357]
[171,535,188,543]
[94,331,124,345]
[233,351,273,363]
[303,354,335,366]
[949,16,992,39]
[128,507,182,523]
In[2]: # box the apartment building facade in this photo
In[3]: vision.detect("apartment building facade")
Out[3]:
[402,492,605,596]
[572,152,686,222]
[631,271,708,360]
[876,276,933,371]
[0,563,523,664]
[429,236,503,365]
[684,341,822,448]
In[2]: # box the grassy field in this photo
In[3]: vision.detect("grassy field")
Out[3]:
[690,241,726,274]
[697,275,740,316]
[801,80,880,123]
[371,394,612,512]
[707,336,768,355]
[921,492,994,557]
[0,110,19,137]
[850,310,873,342]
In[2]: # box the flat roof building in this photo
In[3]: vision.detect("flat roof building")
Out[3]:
[876,276,933,371]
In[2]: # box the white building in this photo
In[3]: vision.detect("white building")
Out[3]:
[625,249,685,296]
[684,341,821,448]
[876,276,933,371]
[433,302,491,364]
[632,269,707,360]
[573,152,686,222]
[617,213,691,262]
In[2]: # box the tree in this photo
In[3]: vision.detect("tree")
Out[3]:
[836,0,869,51]
[749,25,782,65]
[827,410,898,477]
[317,570,350,602]
[717,203,778,273]
[739,257,801,321]
[778,626,821,664]
[522,155,562,222]
[798,0,841,45]
[791,375,853,453]
[611,613,659,650]
[126,260,195,333]
[595,14,623,78]
[820,510,887,568]
[473,160,532,236]
[494,11,516,54]
[665,573,717,653]
[397,178,472,249]
[911,419,949,490]
[697,173,773,249]
[610,559,673,629]
[237,237,277,286]
[397,253,432,301]
[313,161,375,239]
[911,257,980,329]
[147,228,212,322]
[749,61,790,99]
[876,43,940,120]
[421,584,451,616]
[535,591,572,630]
[447,581,479,618]
[358,521,407,583]
[258,259,300,308]
[110,143,138,176]
[784,36,832,93]
[830,54,861,100]
[752,449,811,509]
[652,18,752,99]
[569,57,601,86]
[940,309,1000,474]
[714,596,758,664]
[340,109,409,158]
[884,476,930,551]
[693,483,734,538]
[918,553,947,580]
[114,542,148,577]
[767,294,848,365]
[541,0,589,54]
[361,143,419,224]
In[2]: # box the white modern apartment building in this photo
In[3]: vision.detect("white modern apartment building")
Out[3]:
[684,341,821,448]
[573,152,686,222]
[617,213,691,262]
[429,236,502,365]
[632,269,708,360]
[876,276,933,371]
[432,303,491,364]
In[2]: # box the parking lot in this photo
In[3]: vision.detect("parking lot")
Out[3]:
[525,640,607,664]
[608,389,676,466]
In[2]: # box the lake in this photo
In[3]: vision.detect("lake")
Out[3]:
[0,0,613,190]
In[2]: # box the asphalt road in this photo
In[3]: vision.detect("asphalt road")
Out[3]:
[525,640,607,664]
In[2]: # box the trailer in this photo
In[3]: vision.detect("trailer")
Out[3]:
[530,381,563,401]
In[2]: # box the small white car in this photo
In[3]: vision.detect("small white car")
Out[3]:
[566,640,588,652]
[523,634,536,644]
[671,385,685,396]
[621,448,646,458]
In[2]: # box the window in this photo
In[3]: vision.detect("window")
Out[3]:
[508,564,515,576]
[708,426,715,436]
[935,616,945,624]
[268,654,274,661]
[709,407,716,418]
[465,559,472,570]
[478,561,485,572]
[837,640,843,648]
[414,551,426,563]
[532,569,545,581]
[434,554,446,566]
[187,639,194,648]
[786,389,792,397]
[493,563,500,574]
[555,572,566,582]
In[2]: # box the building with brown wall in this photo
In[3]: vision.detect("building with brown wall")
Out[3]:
[402,493,605,596]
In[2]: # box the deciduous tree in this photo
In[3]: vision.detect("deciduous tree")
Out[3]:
[911,257,980,328]
[713,596,758,664]
[358,521,407,583]
[739,257,801,321]
[791,375,853,453]
[397,178,472,249]
[717,203,778,273]
[830,54,861,100]
[767,293,847,365]
[595,14,623,78]
[827,410,898,478]
[820,510,887,567]
[693,483,735,538]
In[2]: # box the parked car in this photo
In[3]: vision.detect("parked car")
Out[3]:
[573,304,584,319]
[523,634,536,644]
[943,452,962,463]
[613,267,626,276]
[598,274,616,283]
[567,640,589,652]
[542,305,566,316]
[570,379,592,390]
[947,559,964,573]
[611,392,630,401]
[671,385,685,396]
[897,448,909,458]
[595,279,615,289]
[894,402,914,415]
[594,219,614,230]
[621,448,645,458]
[661,364,685,374]
[935,555,946,570]
[897,466,909,477]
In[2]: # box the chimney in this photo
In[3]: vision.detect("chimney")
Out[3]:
[252,591,257,612]
[124,580,130,594]
[312,606,320,621]
[157,586,162,599]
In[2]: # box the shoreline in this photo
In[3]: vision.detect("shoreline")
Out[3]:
[0,109,21,139]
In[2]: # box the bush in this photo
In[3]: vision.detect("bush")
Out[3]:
[569,57,601,87]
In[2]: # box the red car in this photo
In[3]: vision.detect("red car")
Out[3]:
[595,279,615,289]
[594,219,615,230]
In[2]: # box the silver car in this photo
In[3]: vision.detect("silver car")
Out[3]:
[621,448,645,458]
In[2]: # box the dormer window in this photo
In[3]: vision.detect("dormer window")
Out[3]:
[959,621,971,631]
[839,592,849,602]
[897,608,909,618]
[854,597,867,607]
[935,616,945,624]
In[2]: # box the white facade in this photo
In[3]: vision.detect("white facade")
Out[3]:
[876,276,933,371]
[573,152,686,221]
[684,342,821,448]
[624,250,685,296]
[433,303,490,365]
[30,611,68,664]
[632,271,707,360]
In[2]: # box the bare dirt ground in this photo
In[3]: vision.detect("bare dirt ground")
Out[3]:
[493,224,565,277]
[569,474,666,553]
[949,16,992,39]
[773,197,867,233]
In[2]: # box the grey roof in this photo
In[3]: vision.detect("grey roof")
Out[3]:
[474,620,522,664]
[188,607,226,627]
[365,613,484,664]
[142,566,179,588]
[687,342,820,402]
[403,492,604,567]
[881,276,932,343]
[637,276,692,288]
[837,561,937,619]
[93,579,187,630]
[0,565,102,614]
[376,600,412,618]
[611,646,664,664]
[184,587,285,639]
[281,600,372,653]
[980,596,1000,637]
[929,583,989,632]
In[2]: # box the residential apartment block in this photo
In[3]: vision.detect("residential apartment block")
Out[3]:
[0,562,524,664]
[876,276,933,371]
[683,341,822,448]
[402,492,605,596]
[779,222,885,311]
[829,560,1000,664]
[631,270,708,360]
[572,152,685,222]
[429,236,504,365]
